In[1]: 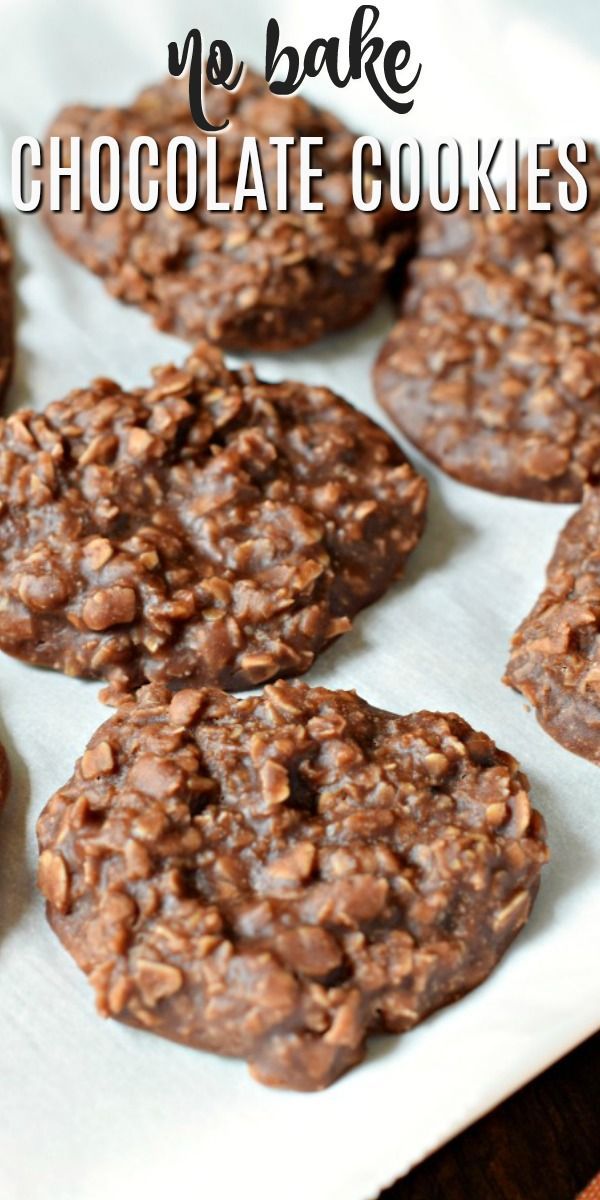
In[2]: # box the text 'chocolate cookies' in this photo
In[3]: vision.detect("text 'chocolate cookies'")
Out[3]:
[43,71,412,351]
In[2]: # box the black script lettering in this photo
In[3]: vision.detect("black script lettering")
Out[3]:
[168,29,244,133]
[265,5,420,114]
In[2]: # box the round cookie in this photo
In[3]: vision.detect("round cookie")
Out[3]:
[0,342,427,691]
[43,72,412,352]
[0,217,13,403]
[505,486,600,763]
[374,149,600,502]
[37,680,548,1091]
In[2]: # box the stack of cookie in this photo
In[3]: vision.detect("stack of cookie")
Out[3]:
[19,76,600,1093]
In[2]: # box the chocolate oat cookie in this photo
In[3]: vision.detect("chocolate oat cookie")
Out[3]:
[0,342,427,690]
[0,218,13,403]
[374,150,600,501]
[37,680,548,1090]
[505,486,600,763]
[43,72,411,351]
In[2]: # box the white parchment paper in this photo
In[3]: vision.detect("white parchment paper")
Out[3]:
[0,1,598,1198]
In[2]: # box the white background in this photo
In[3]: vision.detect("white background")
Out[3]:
[0,2,599,1198]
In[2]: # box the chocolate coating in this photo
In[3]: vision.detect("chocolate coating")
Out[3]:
[43,72,412,351]
[37,680,548,1091]
[0,342,426,690]
[374,150,600,501]
[505,486,600,763]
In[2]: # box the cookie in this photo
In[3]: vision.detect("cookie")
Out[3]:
[0,218,13,402]
[43,72,411,351]
[374,150,600,501]
[0,342,427,691]
[505,486,600,763]
[37,680,548,1091]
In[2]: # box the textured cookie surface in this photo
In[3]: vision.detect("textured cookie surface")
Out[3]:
[0,218,12,402]
[0,342,427,690]
[44,72,411,351]
[505,486,600,763]
[37,680,548,1091]
[374,150,600,501]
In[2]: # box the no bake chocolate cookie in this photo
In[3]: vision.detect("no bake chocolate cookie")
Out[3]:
[374,150,600,501]
[505,486,600,763]
[0,218,13,403]
[44,72,411,351]
[0,342,426,690]
[37,680,548,1090]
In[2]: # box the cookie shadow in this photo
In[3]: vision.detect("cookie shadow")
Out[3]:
[349,762,590,1084]
[275,296,396,376]
[512,763,597,945]
[402,478,476,586]
[0,707,32,943]
[306,481,475,684]
[232,296,396,387]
